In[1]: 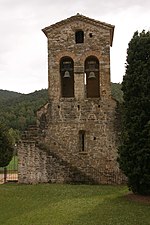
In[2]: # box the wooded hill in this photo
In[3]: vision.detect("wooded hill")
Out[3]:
[0,89,48,131]
[0,83,123,131]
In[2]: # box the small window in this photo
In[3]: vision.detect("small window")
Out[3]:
[75,30,84,43]
[79,130,85,152]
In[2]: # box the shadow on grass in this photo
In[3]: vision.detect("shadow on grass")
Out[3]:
[1,184,149,225]
[63,194,150,225]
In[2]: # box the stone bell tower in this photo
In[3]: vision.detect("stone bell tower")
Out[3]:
[42,13,114,101]
[18,14,125,184]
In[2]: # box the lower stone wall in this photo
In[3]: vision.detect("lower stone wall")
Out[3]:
[18,141,48,184]
[18,140,85,184]
[18,139,126,185]
[17,98,126,185]
[18,141,71,184]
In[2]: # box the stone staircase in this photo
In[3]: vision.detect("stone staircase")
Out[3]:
[21,125,100,183]
[37,141,98,184]
[21,125,126,184]
[21,125,44,141]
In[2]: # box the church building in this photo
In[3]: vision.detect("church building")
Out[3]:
[18,14,125,184]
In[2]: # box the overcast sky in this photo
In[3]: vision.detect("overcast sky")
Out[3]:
[0,0,150,93]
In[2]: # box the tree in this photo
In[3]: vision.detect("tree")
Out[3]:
[0,124,14,167]
[111,82,123,103]
[118,30,150,195]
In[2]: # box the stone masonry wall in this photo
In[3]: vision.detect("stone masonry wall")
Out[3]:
[44,98,120,174]
[18,141,48,184]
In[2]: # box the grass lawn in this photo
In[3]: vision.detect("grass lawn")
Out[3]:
[0,184,149,225]
[6,155,18,171]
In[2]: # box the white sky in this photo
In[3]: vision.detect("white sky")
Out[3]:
[0,0,150,93]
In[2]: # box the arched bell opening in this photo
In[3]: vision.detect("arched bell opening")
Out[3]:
[60,56,74,97]
[85,56,100,98]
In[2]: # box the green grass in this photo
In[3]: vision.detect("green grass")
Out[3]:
[6,156,18,171]
[0,184,149,225]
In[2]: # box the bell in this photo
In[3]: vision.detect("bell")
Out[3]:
[63,71,70,78]
[88,71,96,79]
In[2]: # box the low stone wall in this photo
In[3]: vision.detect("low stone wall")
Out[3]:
[18,141,48,184]
[18,137,126,185]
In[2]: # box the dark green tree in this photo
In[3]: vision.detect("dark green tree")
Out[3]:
[118,30,150,195]
[0,124,14,167]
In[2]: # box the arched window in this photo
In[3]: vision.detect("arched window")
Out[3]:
[60,57,74,97]
[75,30,84,43]
[85,56,100,98]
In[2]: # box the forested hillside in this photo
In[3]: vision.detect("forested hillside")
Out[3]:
[0,83,122,132]
[0,90,22,103]
[0,89,48,131]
